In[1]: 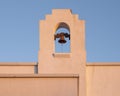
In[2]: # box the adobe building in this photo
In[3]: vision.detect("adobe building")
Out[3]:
[0,9,120,96]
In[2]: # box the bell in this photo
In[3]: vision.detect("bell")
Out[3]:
[54,32,69,44]
[58,35,66,44]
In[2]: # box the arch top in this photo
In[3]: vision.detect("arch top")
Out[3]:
[55,22,70,32]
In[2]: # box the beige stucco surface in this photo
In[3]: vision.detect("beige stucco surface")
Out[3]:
[38,9,86,96]
[0,62,36,74]
[0,75,78,96]
[87,63,120,96]
[38,9,86,74]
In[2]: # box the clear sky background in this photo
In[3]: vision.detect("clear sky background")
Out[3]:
[0,0,120,62]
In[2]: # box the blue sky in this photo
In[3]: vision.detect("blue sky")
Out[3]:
[0,0,120,62]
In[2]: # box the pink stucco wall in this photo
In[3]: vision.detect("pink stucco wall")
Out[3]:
[87,63,120,96]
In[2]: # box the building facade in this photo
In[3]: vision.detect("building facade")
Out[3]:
[0,9,120,96]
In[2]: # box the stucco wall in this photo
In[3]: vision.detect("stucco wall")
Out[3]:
[0,62,37,74]
[86,63,120,96]
[0,74,78,96]
[38,9,86,96]
[1,62,120,96]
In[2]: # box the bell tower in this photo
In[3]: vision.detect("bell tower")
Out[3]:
[38,9,86,96]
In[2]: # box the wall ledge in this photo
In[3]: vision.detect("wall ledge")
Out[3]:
[0,62,37,66]
[0,74,79,78]
[52,53,71,58]
[87,62,120,66]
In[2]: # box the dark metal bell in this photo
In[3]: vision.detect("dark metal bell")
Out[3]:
[58,35,66,44]
[58,39,66,44]
[54,32,70,44]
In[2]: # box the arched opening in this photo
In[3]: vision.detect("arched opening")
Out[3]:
[54,22,70,53]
